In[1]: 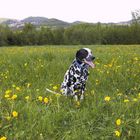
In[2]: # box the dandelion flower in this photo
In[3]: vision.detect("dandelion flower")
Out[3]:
[4,94,10,98]
[5,90,12,94]
[38,96,43,101]
[6,116,11,121]
[0,136,7,140]
[116,119,121,126]
[25,96,30,100]
[44,97,49,104]
[11,94,17,100]
[133,98,138,102]
[16,87,21,91]
[115,130,121,137]
[24,63,27,67]
[55,93,61,97]
[124,99,129,103]
[76,101,80,106]
[104,96,111,102]
[53,86,58,90]
[27,83,31,88]
[12,84,16,88]
[12,111,18,118]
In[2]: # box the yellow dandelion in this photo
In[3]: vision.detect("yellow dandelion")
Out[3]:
[104,96,111,102]
[36,89,40,92]
[116,119,121,126]
[108,63,113,67]
[16,87,21,91]
[134,57,138,61]
[24,63,27,67]
[11,94,17,100]
[25,96,30,100]
[138,93,140,98]
[133,98,138,102]
[95,79,99,85]
[27,83,31,88]
[107,71,109,74]
[60,89,64,93]
[53,86,58,90]
[12,111,18,117]
[0,136,7,140]
[76,101,80,106]
[117,93,122,96]
[124,99,129,103]
[38,96,43,101]
[44,97,49,104]
[115,130,121,137]
[136,119,139,124]
[6,116,11,121]
[12,84,16,88]
[4,94,10,98]
[5,89,12,94]
[55,93,61,97]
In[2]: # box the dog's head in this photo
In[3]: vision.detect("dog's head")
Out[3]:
[76,48,95,68]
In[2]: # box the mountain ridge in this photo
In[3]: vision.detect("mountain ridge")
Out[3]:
[0,16,132,29]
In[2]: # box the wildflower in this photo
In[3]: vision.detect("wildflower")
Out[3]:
[44,97,49,104]
[11,94,17,100]
[95,79,99,85]
[27,83,31,88]
[24,63,27,67]
[25,96,30,100]
[0,136,7,140]
[55,93,61,97]
[12,111,18,118]
[107,71,109,74]
[136,119,139,124]
[60,89,64,93]
[104,96,111,102]
[108,63,113,67]
[53,86,58,90]
[76,101,80,106]
[138,93,140,98]
[5,89,12,94]
[116,119,121,126]
[36,89,40,92]
[12,84,16,88]
[117,93,122,96]
[115,130,121,137]
[4,94,10,98]
[124,99,129,103]
[133,98,138,102]
[38,96,43,101]
[16,87,21,91]
[134,57,138,61]
[6,116,11,121]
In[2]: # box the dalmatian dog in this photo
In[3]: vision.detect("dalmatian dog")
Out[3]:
[61,48,95,101]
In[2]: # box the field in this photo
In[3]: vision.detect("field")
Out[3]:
[0,45,140,140]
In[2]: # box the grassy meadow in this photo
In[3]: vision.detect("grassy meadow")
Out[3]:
[0,45,140,140]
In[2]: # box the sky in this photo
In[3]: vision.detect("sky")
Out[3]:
[0,0,140,23]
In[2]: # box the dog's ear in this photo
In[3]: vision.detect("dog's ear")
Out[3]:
[76,49,88,61]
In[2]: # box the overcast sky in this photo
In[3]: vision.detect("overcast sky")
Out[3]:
[0,0,139,23]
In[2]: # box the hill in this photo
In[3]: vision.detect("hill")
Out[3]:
[1,17,70,28]
[0,16,135,29]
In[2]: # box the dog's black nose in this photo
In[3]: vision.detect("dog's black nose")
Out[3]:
[92,56,95,60]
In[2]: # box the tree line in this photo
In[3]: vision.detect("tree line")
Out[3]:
[0,22,140,46]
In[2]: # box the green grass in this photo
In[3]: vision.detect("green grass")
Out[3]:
[0,45,140,140]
